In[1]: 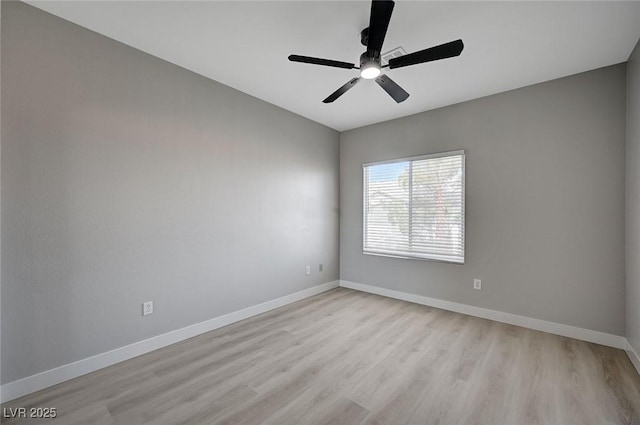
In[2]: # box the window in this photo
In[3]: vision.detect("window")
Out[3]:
[363,150,465,264]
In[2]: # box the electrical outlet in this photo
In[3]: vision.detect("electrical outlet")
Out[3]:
[319,264,324,272]
[143,301,154,316]
[305,265,311,276]
[473,279,482,290]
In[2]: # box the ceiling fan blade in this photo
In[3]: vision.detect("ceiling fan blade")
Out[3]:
[323,78,361,103]
[375,74,409,103]
[367,0,395,56]
[388,39,464,69]
[288,55,355,69]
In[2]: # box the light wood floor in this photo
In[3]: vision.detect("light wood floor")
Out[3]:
[3,288,640,425]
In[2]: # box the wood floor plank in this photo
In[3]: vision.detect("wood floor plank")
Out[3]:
[3,287,639,425]
[315,397,369,425]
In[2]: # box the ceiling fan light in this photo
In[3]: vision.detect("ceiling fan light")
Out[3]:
[360,63,381,79]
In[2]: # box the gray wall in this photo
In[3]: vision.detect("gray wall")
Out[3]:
[0,0,3,397]
[627,39,640,355]
[1,2,339,384]
[341,65,626,335]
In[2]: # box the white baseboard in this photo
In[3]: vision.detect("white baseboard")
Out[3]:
[1,280,339,403]
[339,280,628,350]
[627,342,640,376]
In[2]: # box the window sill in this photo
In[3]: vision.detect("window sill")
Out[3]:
[363,250,464,265]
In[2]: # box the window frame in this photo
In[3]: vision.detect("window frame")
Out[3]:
[362,150,466,264]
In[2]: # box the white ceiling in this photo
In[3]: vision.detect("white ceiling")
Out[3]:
[27,1,640,131]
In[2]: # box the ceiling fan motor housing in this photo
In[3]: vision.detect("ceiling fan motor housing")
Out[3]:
[360,51,381,68]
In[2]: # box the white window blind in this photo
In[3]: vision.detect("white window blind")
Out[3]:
[363,150,465,264]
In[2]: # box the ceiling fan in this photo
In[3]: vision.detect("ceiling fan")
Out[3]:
[288,0,464,104]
